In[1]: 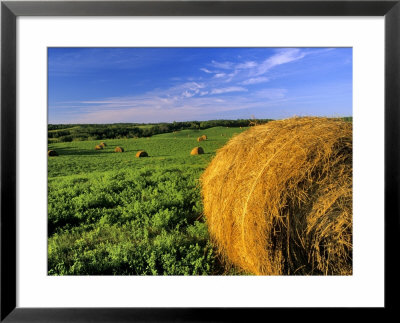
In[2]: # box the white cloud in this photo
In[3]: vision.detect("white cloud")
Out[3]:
[241,77,270,85]
[256,49,306,76]
[210,60,233,69]
[182,90,197,98]
[214,73,226,78]
[236,61,257,69]
[210,86,247,95]
[200,68,213,73]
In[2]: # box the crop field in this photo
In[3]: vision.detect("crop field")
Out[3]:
[48,126,247,275]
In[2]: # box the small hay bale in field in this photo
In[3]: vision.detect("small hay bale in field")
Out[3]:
[94,145,103,150]
[100,142,107,147]
[201,117,352,276]
[47,150,58,157]
[136,150,148,158]
[190,147,204,155]
[201,135,207,140]
[114,146,124,153]
[197,136,204,142]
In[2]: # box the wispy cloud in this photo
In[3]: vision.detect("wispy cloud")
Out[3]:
[255,48,307,76]
[210,87,248,95]
[214,73,226,78]
[236,61,258,69]
[200,68,213,74]
[205,49,308,84]
[241,77,269,85]
[210,60,233,69]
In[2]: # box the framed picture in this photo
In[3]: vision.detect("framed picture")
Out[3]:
[1,0,398,321]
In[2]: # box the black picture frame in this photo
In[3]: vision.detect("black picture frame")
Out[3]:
[1,0,399,321]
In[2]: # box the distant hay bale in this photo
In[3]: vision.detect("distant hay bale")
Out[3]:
[136,150,148,158]
[190,147,204,155]
[201,117,352,275]
[201,135,207,140]
[95,145,103,150]
[47,150,58,157]
[114,147,124,153]
[197,137,204,142]
[100,142,107,147]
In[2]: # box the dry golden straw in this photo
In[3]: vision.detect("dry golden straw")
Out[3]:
[201,117,352,275]
[136,150,148,158]
[191,147,204,155]
[197,137,204,142]
[114,147,124,153]
[201,135,207,140]
[47,150,58,157]
[94,145,103,150]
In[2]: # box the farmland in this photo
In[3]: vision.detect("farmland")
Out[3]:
[48,126,247,275]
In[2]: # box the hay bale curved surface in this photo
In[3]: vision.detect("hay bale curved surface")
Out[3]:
[114,147,124,153]
[197,137,204,142]
[48,150,58,157]
[94,145,103,150]
[136,150,148,158]
[190,147,204,155]
[201,135,207,140]
[201,117,352,275]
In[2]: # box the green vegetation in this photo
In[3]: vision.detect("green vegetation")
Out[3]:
[48,126,248,275]
[48,117,352,275]
[48,119,271,143]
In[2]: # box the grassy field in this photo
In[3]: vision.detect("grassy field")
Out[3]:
[48,126,247,275]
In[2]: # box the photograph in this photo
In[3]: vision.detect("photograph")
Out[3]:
[47,47,353,276]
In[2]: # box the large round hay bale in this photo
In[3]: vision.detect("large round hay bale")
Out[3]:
[136,150,148,158]
[47,150,58,157]
[100,142,107,147]
[197,136,204,142]
[114,146,124,153]
[190,147,204,155]
[201,135,207,140]
[94,145,103,150]
[201,117,352,275]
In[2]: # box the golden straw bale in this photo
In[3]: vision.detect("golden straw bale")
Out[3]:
[100,142,107,147]
[47,150,58,157]
[201,117,352,275]
[136,150,148,158]
[94,145,103,150]
[201,135,207,140]
[114,147,124,153]
[197,137,204,142]
[190,147,204,155]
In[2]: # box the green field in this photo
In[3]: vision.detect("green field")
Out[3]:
[48,126,247,275]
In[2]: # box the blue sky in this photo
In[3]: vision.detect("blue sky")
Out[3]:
[48,47,352,124]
